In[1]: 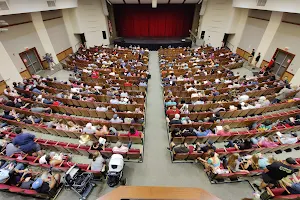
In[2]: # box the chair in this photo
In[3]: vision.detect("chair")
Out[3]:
[173,153,189,161]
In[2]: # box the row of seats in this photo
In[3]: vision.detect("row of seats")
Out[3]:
[168,100,299,120]
[15,88,145,109]
[1,130,142,158]
[6,94,144,119]
[169,109,300,130]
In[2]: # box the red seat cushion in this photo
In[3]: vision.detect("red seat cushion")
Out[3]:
[24,189,38,195]
[9,186,23,193]
[0,184,10,190]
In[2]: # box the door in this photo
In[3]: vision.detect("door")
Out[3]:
[20,48,43,75]
[272,48,295,78]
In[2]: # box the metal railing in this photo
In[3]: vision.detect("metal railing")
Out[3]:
[189,30,198,43]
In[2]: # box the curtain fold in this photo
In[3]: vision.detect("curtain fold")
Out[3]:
[115,5,194,38]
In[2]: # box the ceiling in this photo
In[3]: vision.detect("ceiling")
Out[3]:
[109,0,200,4]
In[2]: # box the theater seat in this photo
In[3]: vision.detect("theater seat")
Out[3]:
[0,184,10,190]
[9,186,24,193]
[23,189,38,195]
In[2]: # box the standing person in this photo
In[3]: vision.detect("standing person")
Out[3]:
[43,53,55,70]
[266,57,276,72]
[254,52,261,67]
[249,49,255,64]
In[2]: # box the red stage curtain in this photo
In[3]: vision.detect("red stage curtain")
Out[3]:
[114,5,194,38]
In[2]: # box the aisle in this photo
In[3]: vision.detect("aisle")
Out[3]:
[119,51,254,200]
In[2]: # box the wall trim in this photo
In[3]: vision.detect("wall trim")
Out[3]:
[1,21,32,28]
[248,16,269,21]
[281,20,300,26]
[43,16,63,22]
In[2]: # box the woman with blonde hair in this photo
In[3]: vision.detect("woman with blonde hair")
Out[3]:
[227,153,248,173]
[91,151,105,171]
[243,154,259,171]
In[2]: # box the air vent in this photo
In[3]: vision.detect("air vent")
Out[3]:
[47,0,56,7]
[0,1,9,10]
[257,0,267,6]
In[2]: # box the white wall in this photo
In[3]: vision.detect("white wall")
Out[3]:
[75,0,110,47]
[0,42,23,87]
[0,22,46,72]
[198,0,234,47]
[264,22,300,75]
[0,0,77,16]
[233,0,300,14]
[44,18,71,54]
[238,17,268,52]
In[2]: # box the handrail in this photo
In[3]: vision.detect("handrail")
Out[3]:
[189,30,197,43]
[225,41,234,51]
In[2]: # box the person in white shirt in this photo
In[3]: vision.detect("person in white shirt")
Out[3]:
[120,91,129,98]
[238,94,249,103]
[110,114,123,123]
[71,87,81,93]
[96,106,108,112]
[112,141,132,153]
[110,96,119,104]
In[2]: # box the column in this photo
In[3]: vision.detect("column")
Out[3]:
[253,11,283,67]
[31,12,59,63]
[0,41,23,87]
[62,9,80,52]
[291,69,300,86]
[227,8,249,52]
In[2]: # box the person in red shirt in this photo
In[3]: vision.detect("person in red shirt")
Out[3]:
[128,126,141,137]
[166,106,180,117]
[124,81,132,87]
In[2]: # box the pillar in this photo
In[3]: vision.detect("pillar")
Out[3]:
[253,11,283,67]
[62,9,80,52]
[31,12,59,63]
[227,8,249,52]
[0,41,23,87]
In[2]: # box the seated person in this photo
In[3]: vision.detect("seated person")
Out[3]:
[280,175,300,194]
[226,153,248,173]
[168,142,189,154]
[90,151,105,172]
[128,126,142,137]
[131,118,144,124]
[20,114,42,124]
[208,112,223,123]
[198,140,216,153]
[30,104,51,114]
[257,136,278,148]
[165,98,177,107]
[39,152,63,166]
[194,126,212,137]
[170,128,182,138]
[166,106,180,117]
[110,114,123,123]
[168,114,182,125]
[32,172,61,194]
[181,117,192,124]
[197,152,228,174]
[2,110,17,120]
[82,123,96,134]
[225,139,253,150]
[215,125,231,135]
[181,128,197,137]
[112,141,132,153]
[275,132,299,145]
[0,161,25,183]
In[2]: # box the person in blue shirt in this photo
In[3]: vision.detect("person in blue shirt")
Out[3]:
[165,98,177,107]
[194,126,212,137]
[12,127,42,156]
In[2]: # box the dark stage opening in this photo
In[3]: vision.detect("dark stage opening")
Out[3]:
[114,4,195,38]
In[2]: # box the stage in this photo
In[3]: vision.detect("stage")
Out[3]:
[113,37,192,50]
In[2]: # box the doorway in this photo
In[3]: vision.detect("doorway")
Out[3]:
[19,48,43,75]
[272,48,295,78]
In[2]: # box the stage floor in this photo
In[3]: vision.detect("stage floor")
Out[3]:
[114,37,192,50]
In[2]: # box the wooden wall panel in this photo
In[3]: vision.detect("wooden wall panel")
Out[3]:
[20,70,32,79]
[56,47,73,62]
[260,60,269,69]
[282,71,294,82]
[236,47,244,58]
[0,81,7,95]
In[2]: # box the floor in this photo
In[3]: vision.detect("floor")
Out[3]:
[1,51,285,200]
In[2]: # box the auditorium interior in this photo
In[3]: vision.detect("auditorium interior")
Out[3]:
[0,0,300,200]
